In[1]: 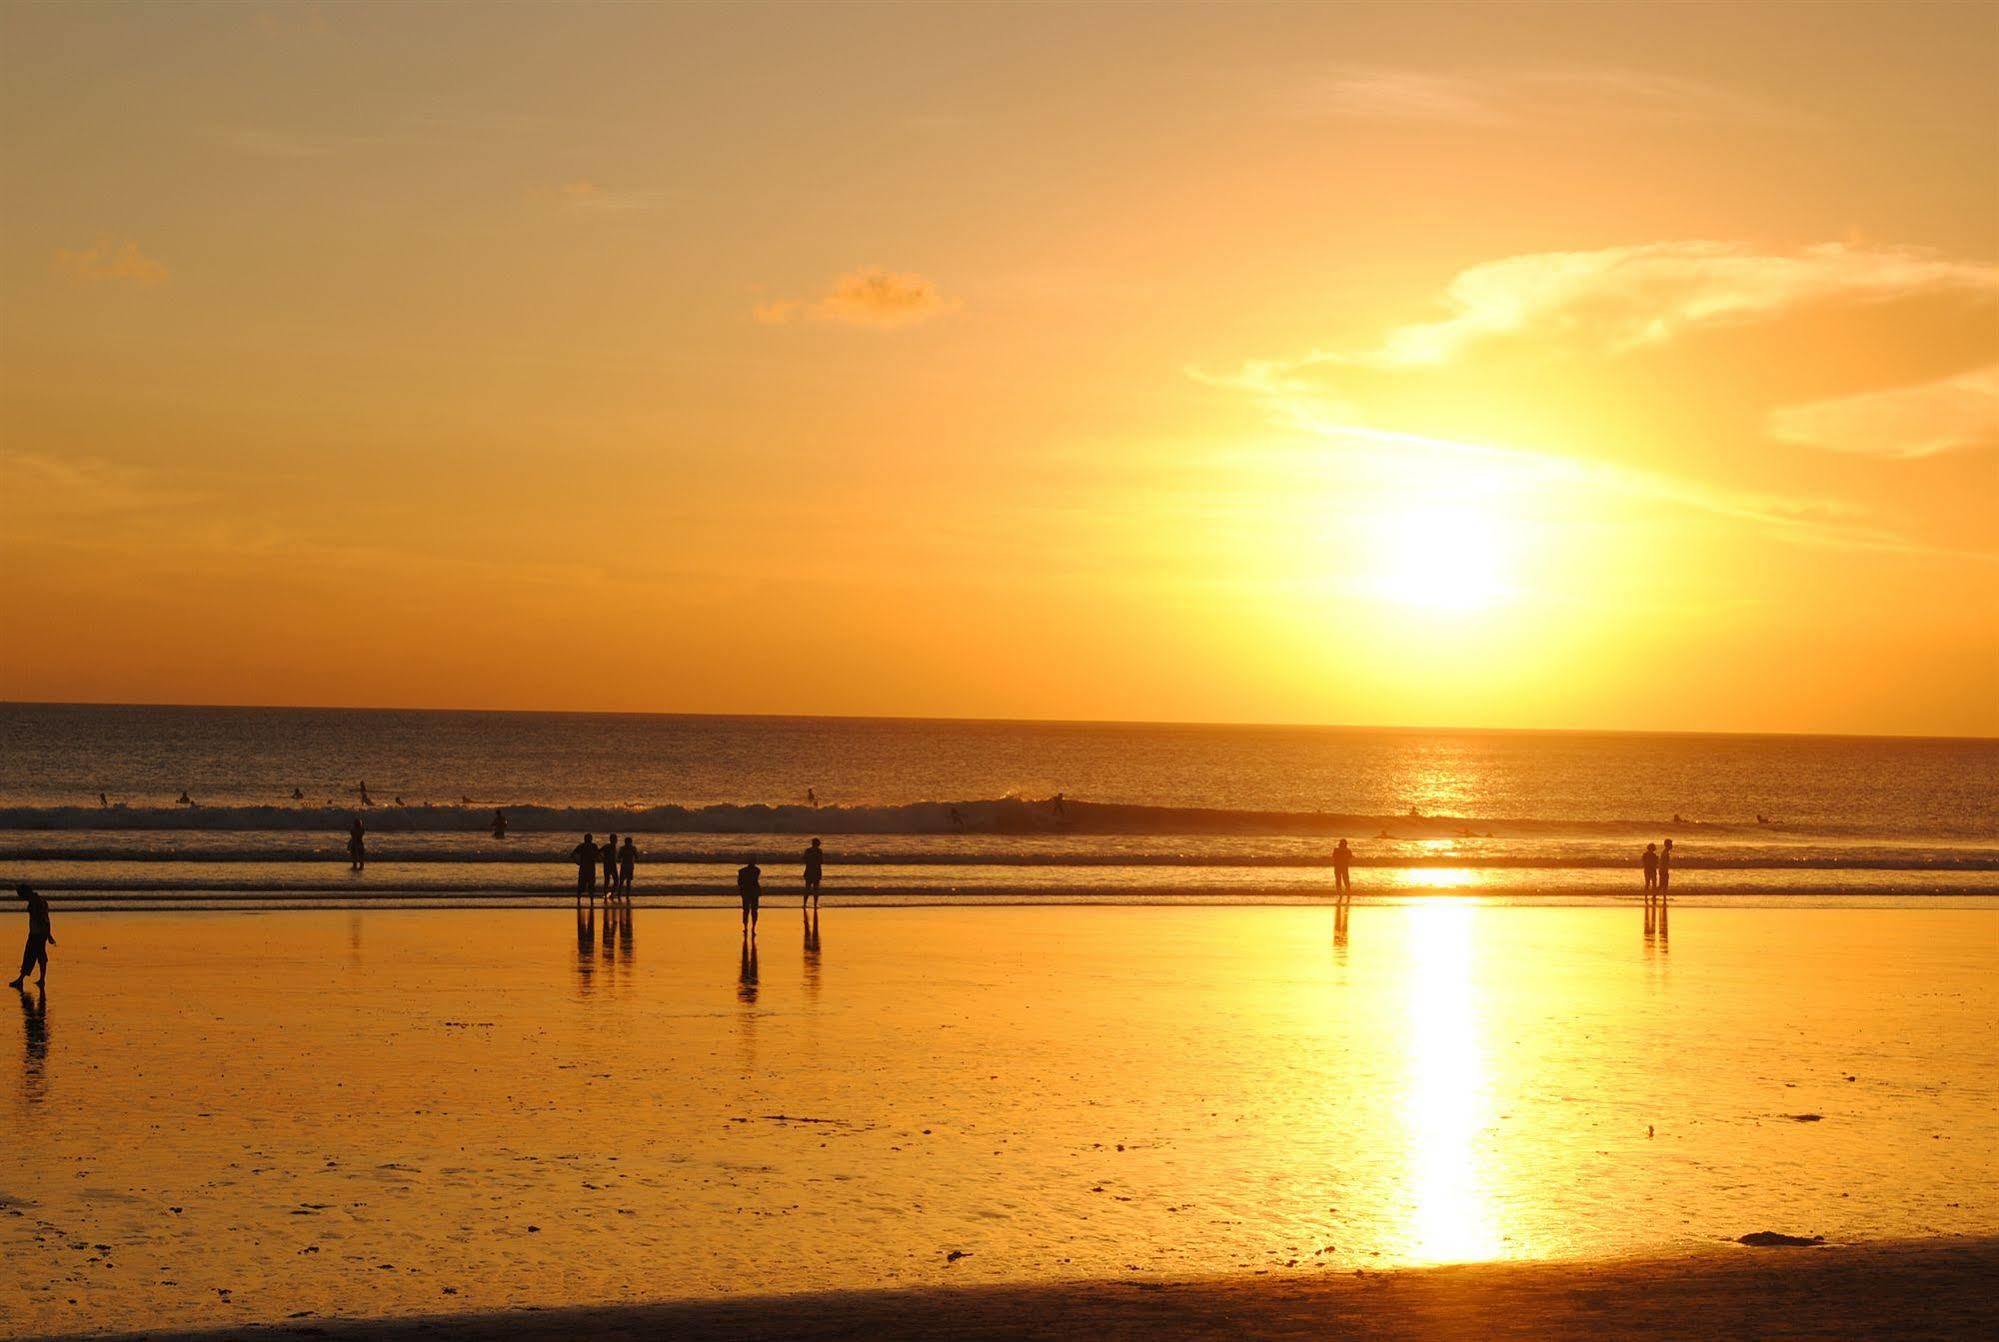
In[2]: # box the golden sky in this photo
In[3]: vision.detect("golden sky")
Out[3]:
[2,1,1995,734]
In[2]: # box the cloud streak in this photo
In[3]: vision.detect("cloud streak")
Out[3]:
[755,267,961,329]
[1770,364,1999,459]
[1284,65,1809,129]
[54,238,168,286]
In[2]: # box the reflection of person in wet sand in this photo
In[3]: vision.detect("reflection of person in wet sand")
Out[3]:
[803,838,823,909]
[737,858,762,936]
[737,936,760,1004]
[347,817,367,872]
[10,885,54,989]
[18,979,46,1100]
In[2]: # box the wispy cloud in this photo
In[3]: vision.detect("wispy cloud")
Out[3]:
[552,179,677,213]
[1283,64,1808,128]
[53,238,168,286]
[0,451,197,517]
[755,267,961,329]
[1771,365,1999,459]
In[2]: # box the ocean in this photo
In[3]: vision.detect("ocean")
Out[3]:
[2,702,1994,909]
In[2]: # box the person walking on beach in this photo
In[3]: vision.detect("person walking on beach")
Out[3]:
[603,833,620,900]
[1333,839,1353,898]
[573,833,600,901]
[803,838,824,909]
[738,858,762,936]
[9,885,53,989]
[348,816,367,872]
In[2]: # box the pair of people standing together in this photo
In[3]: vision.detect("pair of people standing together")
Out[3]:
[1642,839,1675,894]
[736,838,825,936]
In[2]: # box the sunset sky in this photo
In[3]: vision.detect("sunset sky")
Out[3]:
[2,1,1994,735]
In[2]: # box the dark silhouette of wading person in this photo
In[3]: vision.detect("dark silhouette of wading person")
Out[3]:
[803,838,823,908]
[358,781,372,808]
[492,808,507,840]
[10,885,54,989]
[176,790,194,807]
[291,787,305,802]
[603,833,620,900]
[1642,843,1658,892]
[618,836,636,897]
[1333,839,1353,896]
[807,787,817,808]
[347,816,367,872]
[737,858,762,936]
[98,791,108,809]
[572,833,600,901]
[1659,838,1674,894]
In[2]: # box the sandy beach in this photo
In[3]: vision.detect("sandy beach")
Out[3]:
[5,905,1994,1338]
[67,1238,1999,1341]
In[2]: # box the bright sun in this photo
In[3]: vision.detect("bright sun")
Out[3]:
[1369,503,1516,611]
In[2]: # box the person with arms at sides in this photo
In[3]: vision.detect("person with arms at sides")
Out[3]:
[573,833,600,902]
[618,835,637,897]
[738,857,762,937]
[803,838,824,910]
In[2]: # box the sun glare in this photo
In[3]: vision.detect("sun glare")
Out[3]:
[1370,504,1516,612]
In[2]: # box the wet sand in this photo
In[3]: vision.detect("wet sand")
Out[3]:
[79,1238,1999,1341]
[6,906,1995,1337]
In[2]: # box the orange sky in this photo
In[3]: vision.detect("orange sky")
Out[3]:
[2,1,1995,734]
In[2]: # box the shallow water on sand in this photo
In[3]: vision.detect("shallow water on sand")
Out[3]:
[3,905,1994,1337]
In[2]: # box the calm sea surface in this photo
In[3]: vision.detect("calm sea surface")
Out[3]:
[1,703,1994,906]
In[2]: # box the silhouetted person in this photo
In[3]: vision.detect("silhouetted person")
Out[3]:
[461,795,473,805]
[603,833,620,899]
[1333,839,1353,896]
[359,782,372,807]
[291,787,305,801]
[492,808,508,840]
[803,838,823,908]
[98,791,108,809]
[807,787,818,808]
[618,836,636,896]
[1642,843,1658,892]
[176,790,194,807]
[9,885,53,989]
[1659,838,1674,894]
[572,833,600,901]
[738,858,762,935]
[393,795,405,807]
[1052,792,1066,816]
[949,806,963,829]
[347,817,367,872]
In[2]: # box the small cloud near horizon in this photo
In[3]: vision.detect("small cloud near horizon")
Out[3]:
[54,238,168,286]
[755,266,961,329]
[1283,64,1811,129]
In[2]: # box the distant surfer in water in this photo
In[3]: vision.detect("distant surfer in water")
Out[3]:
[292,787,305,801]
[949,806,963,829]
[803,838,823,909]
[348,816,367,872]
[358,782,372,808]
[492,808,507,840]
[98,791,108,809]
[176,791,194,807]
[807,787,818,808]
[9,885,53,990]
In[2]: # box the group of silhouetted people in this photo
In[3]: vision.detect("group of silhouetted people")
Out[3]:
[1642,838,1674,932]
[572,832,639,900]
[731,838,826,939]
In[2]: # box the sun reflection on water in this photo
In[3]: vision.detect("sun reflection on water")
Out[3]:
[1402,901,1501,1262]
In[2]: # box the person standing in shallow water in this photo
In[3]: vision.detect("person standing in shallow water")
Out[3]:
[603,833,620,900]
[1643,843,1658,893]
[572,833,599,901]
[1659,838,1674,895]
[618,835,636,898]
[1333,839,1353,897]
[803,838,824,910]
[9,885,53,989]
[347,816,366,872]
[737,858,762,936]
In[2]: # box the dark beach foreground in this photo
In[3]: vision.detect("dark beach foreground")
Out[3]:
[78,1239,1999,1342]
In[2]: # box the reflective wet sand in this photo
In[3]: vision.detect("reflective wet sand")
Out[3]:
[4,904,1995,1336]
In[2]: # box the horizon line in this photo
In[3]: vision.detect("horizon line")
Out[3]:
[2,697,1993,746]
